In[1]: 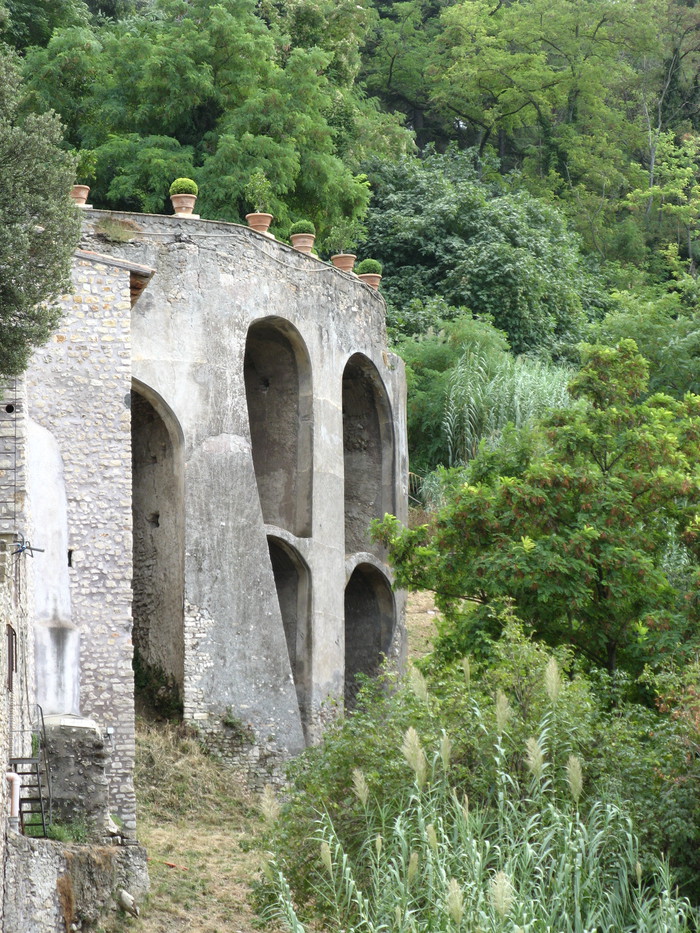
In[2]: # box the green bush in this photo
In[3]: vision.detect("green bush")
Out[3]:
[260,623,700,916]
[262,645,696,931]
[169,177,198,196]
[289,219,316,235]
[355,258,382,275]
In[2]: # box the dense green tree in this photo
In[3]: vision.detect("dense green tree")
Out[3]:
[363,148,602,354]
[22,0,411,229]
[0,45,80,376]
[589,268,700,398]
[0,0,88,49]
[374,342,700,674]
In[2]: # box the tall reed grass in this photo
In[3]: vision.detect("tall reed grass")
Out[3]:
[443,349,572,465]
[264,665,695,932]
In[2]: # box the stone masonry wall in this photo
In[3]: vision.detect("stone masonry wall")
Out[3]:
[0,379,33,932]
[24,258,137,835]
[78,211,408,772]
[3,833,148,933]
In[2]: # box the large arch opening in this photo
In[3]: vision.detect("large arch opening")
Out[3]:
[344,564,395,707]
[342,354,395,554]
[268,536,312,740]
[244,318,313,537]
[131,381,185,719]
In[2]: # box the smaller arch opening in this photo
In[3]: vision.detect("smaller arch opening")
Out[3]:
[268,537,312,741]
[131,381,185,720]
[344,564,395,707]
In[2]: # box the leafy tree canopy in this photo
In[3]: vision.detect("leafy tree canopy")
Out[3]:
[363,148,604,354]
[0,44,80,376]
[374,342,700,675]
[21,0,413,232]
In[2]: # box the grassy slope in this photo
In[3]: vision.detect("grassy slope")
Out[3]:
[101,595,437,931]
[98,721,270,933]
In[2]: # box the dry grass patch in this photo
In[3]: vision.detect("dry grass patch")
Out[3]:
[405,590,438,660]
[98,720,275,933]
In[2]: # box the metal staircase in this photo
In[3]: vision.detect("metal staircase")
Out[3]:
[9,705,52,837]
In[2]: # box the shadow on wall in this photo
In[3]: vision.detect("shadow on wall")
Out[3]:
[344,563,394,707]
[343,354,395,554]
[245,317,313,538]
[131,381,185,719]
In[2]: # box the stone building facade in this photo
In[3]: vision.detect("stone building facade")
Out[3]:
[0,208,407,929]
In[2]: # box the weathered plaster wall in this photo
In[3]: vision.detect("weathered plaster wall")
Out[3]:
[24,257,137,834]
[78,211,408,772]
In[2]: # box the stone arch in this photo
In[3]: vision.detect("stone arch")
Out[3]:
[267,536,312,740]
[131,379,185,716]
[344,563,395,706]
[244,317,313,537]
[342,354,395,554]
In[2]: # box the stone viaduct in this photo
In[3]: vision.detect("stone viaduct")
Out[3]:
[0,205,408,901]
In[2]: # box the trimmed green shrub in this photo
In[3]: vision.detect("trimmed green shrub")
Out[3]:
[290,219,316,235]
[169,177,198,196]
[355,258,382,275]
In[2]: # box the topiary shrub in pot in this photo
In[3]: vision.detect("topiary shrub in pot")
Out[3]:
[169,177,199,216]
[289,219,316,254]
[355,258,383,289]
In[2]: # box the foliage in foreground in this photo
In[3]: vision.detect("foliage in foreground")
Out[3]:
[375,341,700,675]
[262,646,696,931]
[260,628,700,915]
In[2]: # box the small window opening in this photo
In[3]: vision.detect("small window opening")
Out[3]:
[5,404,14,414]
[67,549,73,567]
[148,512,160,527]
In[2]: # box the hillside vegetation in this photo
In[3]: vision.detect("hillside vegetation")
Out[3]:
[5,0,700,926]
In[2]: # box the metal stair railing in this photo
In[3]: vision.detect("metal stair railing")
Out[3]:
[8,705,52,838]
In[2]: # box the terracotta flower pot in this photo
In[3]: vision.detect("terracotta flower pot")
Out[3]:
[70,185,90,206]
[246,212,274,234]
[330,253,357,273]
[357,273,382,290]
[170,193,198,216]
[290,232,316,254]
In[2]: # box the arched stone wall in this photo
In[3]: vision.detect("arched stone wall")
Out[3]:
[342,354,395,554]
[245,318,313,538]
[131,381,185,713]
[267,536,311,739]
[344,563,394,706]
